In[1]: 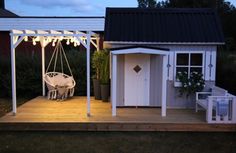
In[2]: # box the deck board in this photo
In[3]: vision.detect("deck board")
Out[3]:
[0,96,235,131]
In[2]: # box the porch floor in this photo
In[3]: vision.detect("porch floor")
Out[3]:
[0,97,235,131]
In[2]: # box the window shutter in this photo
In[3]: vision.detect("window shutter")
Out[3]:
[205,51,211,80]
[205,51,216,81]
[210,51,216,81]
[167,52,174,80]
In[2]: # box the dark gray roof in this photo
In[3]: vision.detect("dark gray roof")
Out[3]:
[0,8,18,17]
[104,8,225,44]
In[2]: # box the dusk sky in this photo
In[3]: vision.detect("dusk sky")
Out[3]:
[6,0,236,17]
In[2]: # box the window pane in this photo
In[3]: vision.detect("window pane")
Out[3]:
[177,54,189,65]
[190,67,202,74]
[191,53,202,66]
[176,67,188,79]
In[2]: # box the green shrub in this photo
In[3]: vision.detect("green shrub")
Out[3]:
[0,46,94,98]
[99,49,110,85]
[92,50,104,80]
[0,52,42,98]
[216,50,236,94]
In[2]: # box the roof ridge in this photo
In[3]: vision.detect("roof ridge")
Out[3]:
[106,8,216,13]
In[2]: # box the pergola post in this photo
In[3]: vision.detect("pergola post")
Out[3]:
[40,38,45,96]
[111,54,117,116]
[96,37,100,51]
[40,38,49,96]
[10,35,17,115]
[86,31,91,117]
[161,55,168,117]
[10,34,24,115]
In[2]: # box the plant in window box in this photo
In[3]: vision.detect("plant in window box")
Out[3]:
[176,71,205,98]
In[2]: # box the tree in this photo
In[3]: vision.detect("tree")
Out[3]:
[137,0,157,8]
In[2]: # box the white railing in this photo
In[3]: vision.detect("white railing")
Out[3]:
[207,96,236,123]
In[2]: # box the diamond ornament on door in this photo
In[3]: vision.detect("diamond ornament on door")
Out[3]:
[133,65,142,73]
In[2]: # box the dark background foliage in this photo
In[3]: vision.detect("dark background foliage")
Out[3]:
[0,41,94,98]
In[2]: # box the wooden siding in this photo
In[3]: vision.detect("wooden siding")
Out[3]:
[150,55,162,106]
[116,55,125,106]
[107,44,217,108]
[0,97,235,132]
[107,44,217,81]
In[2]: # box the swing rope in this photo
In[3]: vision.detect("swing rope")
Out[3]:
[45,41,73,77]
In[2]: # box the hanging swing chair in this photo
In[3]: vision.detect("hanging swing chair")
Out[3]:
[44,41,76,100]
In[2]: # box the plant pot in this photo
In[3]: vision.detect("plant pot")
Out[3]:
[93,78,101,100]
[101,84,110,102]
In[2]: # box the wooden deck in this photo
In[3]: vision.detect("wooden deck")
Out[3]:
[0,97,235,131]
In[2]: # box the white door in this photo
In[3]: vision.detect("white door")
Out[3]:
[124,54,150,106]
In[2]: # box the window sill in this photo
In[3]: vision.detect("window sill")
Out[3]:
[174,82,182,87]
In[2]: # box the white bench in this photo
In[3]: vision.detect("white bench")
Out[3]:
[196,86,236,123]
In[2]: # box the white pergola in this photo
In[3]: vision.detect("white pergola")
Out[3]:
[10,29,101,116]
[0,17,105,116]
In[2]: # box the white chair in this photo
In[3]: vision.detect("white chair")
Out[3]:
[196,86,236,123]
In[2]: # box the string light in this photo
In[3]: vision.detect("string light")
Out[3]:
[33,39,36,46]
[70,37,74,43]
[24,36,28,41]
[52,41,56,47]
[74,42,77,47]
[66,39,70,45]
[77,41,80,46]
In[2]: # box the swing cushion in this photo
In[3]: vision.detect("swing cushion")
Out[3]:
[45,73,75,88]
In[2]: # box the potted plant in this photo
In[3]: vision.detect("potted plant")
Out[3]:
[92,50,103,100]
[100,49,110,102]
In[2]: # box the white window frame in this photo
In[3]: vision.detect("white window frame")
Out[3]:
[174,51,205,87]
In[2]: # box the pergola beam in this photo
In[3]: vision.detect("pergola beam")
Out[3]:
[75,37,87,47]
[90,39,98,51]
[13,36,24,48]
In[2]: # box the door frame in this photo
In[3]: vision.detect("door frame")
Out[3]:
[111,46,169,117]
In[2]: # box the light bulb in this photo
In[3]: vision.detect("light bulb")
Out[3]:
[24,36,28,41]
[33,40,36,46]
[52,41,55,46]
[66,39,70,45]
[74,42,77,47]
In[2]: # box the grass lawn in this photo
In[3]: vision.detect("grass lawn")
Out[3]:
[0,132,235,153]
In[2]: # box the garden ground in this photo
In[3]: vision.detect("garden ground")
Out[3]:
[0,131,235,153]
[0,98,29,117]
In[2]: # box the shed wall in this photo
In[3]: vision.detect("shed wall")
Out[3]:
[109,43,217,108]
